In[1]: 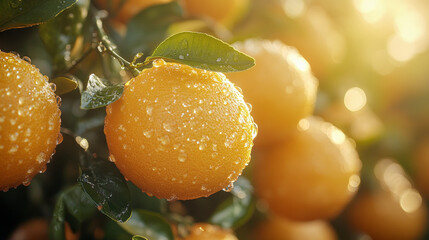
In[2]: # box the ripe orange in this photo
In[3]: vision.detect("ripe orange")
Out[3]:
[253,216,337,240]
[347,159,427,240]
[0,51,61,191]
[180,223,237,240]
[104,59,256,200]
[253,117,361,221]
[227,39,318,147]
[182,0,249,28]
[8,218,48,240]
[9,218,78,240]
[267,6,345,79]
[95,0,173,23]
[347,191,427,240]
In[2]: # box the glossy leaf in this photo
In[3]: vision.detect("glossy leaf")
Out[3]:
[49,185,96,239]
[78,157,132,223]
[63,185,96,223]
[51,75,79,95]
[122,1,183,59]
[49,195,66,240]
[81,74,124,109]
[0,0,77,32]
[119,209,174,240]
[39,0,90,73]
[103,218,133,240]
[149,32,255,72]
[209,177,254,229]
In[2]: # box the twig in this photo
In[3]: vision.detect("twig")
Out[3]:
[94,13,140,77]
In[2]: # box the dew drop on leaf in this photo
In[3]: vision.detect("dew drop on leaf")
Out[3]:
[181,39,188,50]
[233,54,239,62]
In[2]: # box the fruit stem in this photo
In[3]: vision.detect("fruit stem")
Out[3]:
[94,13,140,77]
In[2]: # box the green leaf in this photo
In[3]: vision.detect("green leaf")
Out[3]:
[0,0,77,32]
[149,32,255,72]
[49,195,66,240]
[63,185,96,223]
[209,177,254,229]
[39,0,90,73]
[49,185,96,239]
[78,157,132,222]
[81,74,124,109]
[51,75,79,95]
[121,1,183,59]
[119,209,174,240]
[103,218,133,240]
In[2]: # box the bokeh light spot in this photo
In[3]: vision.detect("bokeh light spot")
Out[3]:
[344,87,367,112]
[400,189,423,213]
[282,0,306,18]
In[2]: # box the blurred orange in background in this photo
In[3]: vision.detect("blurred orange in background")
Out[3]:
[182,0,249,29]
[253,216,337,240]
[179,223,238,240]
[253,117,361,221]
[227,39,318,147]
[347,159,427,240]
[95,0,173,23]
[8,218,78,240]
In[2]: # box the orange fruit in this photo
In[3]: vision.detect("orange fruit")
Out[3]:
[227,39,318,147]
[347,159,427,240]
[253,117,361,221]
[180,223,237,240]
[9,218,78,240]
[8,218,48,240]
[182,0,249,28]
[268,6,346,79]
[319,101,384,144]
[104,59,256,200]
[95,0,173,23]
[0,51,61,191]
[347,191,427,240]
[253,216,337,240]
